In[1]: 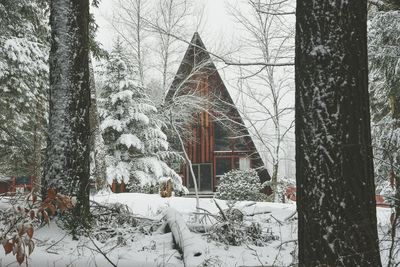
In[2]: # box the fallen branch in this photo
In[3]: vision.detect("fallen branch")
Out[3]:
[213,199,228,221]
[46,233,67,252]
[270,215,284,226]
[164,208,205,266]
[284,210,297,221]
[187,223,212,233]
[244,211,272,217]
[88,235,117,267]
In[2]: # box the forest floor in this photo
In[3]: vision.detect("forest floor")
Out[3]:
[0,192,395,267]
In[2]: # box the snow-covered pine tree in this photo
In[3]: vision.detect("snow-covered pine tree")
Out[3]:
[368,10,400,198]
[369,10,400,266]
[0,0,49,179]
[99,41,184,193]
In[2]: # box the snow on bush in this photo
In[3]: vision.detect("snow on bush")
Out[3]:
[215,169,263,201]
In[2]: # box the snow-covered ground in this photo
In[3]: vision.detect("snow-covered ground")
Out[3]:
[0,193,394,266]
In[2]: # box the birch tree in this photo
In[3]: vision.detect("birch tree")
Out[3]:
[114,0,150,86]
[227,0,295,202]
[44,0,91,230]
[296,1,381,265]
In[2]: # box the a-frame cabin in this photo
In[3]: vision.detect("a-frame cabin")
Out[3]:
[166,32,270,193]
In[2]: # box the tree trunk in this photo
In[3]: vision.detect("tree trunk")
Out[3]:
[44,0,91,229]
[89,57,107,191]
[32,98,44,196]
[295,1,381,266]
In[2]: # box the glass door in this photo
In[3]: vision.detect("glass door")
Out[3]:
[187,163,213,191]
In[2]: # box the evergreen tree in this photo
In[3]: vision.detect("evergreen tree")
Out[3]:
[369,10,400,266]
[295,1,381,266]
[368,10,400,198]
[99,42,184,192]
[0,0,49,178]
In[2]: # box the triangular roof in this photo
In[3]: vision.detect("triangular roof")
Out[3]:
[166,32,270,182]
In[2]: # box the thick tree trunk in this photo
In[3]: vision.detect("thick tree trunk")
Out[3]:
[295,1,381,266]
[44,0,91,228]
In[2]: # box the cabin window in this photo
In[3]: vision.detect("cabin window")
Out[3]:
[214,123,231,151]
[216,157,232,177]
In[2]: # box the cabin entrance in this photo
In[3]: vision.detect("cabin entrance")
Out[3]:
[187,163,213,192]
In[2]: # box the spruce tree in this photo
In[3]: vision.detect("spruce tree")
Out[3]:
[368,10,400,198]
[99,42,183,192]
[0,0,49,178]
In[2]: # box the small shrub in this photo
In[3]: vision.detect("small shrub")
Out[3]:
[215,169,263,201]
[126,181,159,194]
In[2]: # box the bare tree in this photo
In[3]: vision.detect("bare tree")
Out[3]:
[153,0,191,94]
[227,0,295,202]
[113,0,150,86]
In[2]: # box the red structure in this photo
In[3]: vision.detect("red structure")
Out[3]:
[0,176,35,194]
[166,33,270,192]
[111,179,126,193]
[285,186,390,208]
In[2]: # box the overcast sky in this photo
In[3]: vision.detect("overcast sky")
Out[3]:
[93,0,237,51]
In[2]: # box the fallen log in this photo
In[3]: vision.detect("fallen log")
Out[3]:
[164,208,205,266]
[187,223,212,233]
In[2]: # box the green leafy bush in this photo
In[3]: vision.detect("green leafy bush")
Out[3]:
[215,169,263,201]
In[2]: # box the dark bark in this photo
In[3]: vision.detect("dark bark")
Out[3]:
[44,0,91,229]
[295,1,381,266]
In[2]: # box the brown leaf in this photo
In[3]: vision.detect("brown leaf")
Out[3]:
[30,210,35,220]
[32,194,37,204]
[26,225,34,239]
[43,211,50,225]
[48,204,56,216]
[47,188,56,200]
[17,224,24,237]
[28,240,35,255]
[58,202,66,213]
[3,241,13,255]
[16,251,24,265]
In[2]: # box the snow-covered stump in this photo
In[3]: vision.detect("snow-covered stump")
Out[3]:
[164,208,205,266]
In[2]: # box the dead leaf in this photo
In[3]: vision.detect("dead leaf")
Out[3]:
[47,188,56,200]
[28,240,34,255]
[16,251,24,265]
[43,211,50,225]
[26,225,34,239]
[3,241,13,254]
[30,210,35,220]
